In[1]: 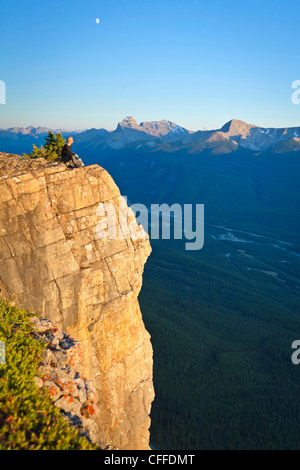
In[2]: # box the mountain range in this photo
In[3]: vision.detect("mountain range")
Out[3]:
[74,117,300,154]
[1,117,300,155]
[0,126,83,155]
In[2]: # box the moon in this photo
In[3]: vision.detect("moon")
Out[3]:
[96,18,100,24]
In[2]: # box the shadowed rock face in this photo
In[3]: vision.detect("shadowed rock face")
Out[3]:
[0,154,154,450]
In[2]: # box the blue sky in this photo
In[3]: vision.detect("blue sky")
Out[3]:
[0,0,299,131]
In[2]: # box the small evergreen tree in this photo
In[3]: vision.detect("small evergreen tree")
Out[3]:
[24,132,66,162]
[55,133,65,155]
[44,131,56,151]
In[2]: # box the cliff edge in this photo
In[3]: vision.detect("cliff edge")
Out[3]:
[0,153,154,450]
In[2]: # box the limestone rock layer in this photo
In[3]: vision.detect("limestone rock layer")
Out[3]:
[0,154,154,450]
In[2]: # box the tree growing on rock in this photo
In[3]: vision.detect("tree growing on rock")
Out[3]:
[24,131,66,161]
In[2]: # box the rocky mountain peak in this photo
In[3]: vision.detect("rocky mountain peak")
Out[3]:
[220,119,258,136]
[121,116,139,127]
[117,118,190,138]
[139,119,177,137]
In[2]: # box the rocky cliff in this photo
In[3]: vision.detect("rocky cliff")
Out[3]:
[0,153,154,450]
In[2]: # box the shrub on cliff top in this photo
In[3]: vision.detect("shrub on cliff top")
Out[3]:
[0,299,96,450]
[23,131,65,162]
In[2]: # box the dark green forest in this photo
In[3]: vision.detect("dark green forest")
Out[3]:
[139,236,300,449]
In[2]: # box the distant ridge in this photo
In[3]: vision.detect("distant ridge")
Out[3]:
[0,125,84,135]
[72,117,300,153]
[1,117,300,154]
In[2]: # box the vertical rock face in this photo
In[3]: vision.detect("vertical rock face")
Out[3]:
[0,154,154,450]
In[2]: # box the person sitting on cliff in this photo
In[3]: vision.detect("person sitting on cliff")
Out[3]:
[61,137,83,168]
